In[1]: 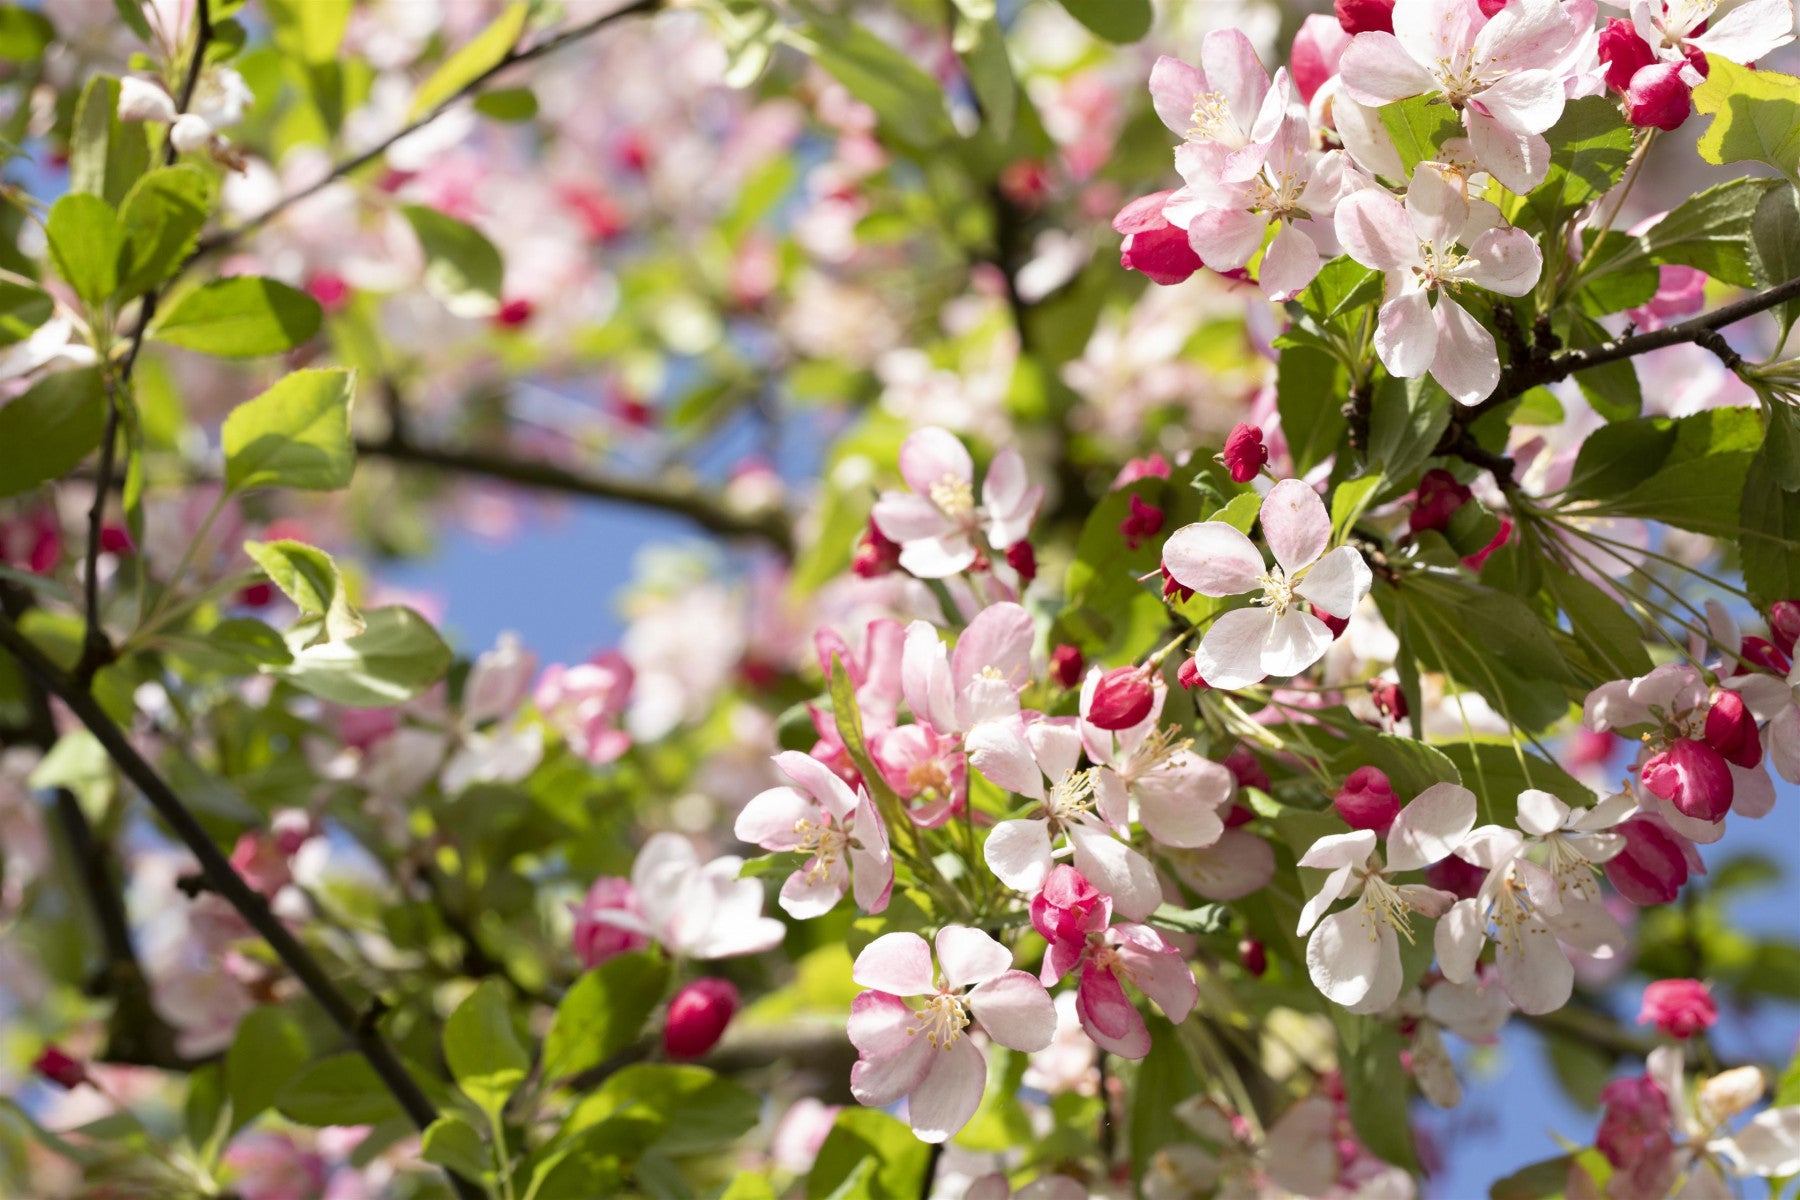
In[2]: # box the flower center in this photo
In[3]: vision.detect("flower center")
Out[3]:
[1487,864,1548,956]
[1247,169,1305,220]
[1360,869,1418,943]
[906,758,951,796]
[1414,244,1470,291]
[1187,90,1240,146]
[1431,53,1494,107]
[1122,725,1193,783]
[909,989,971,1049]
[792,816,850,881]
[1256,567,1296,617]
[1048,767,1098,822]
[929,475,975,521]
[1542,833,1601,902]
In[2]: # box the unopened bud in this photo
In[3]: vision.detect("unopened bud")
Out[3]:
[1334,766,1401,832]
[663,979,739,1060]
[1086,666,1156,731]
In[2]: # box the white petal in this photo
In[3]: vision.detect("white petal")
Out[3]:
[1068,821,1163,920]
[1430,296,1501,405]
[1375,287,1438,379]
[1297,862,1357,936]
[1386,782,1477,872]
[965,721,1046,801]
[983,818,1054,894]
[1434,897,1487,983]
[1294,545,1372,622]
[967,971,1057,1052]
[853,932,937,995]
[1306,905,1382,1007]
[1261,609,1335,679]
[1261,477,1331,576]
[1161,521,1266,597]
[1194,607,1277,690]
[1496,920,1573,1014]
[907,1036,987,1143]
[935,925,1012,990]
[1516,788,1570,837]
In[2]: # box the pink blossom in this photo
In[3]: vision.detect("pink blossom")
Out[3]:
[1118,495,1165,551]
[1604,814,1699,905]
[1337,0,1398,33]
[815,619,905,732]
[1081,673,1234,848]
[847,927,1055,1142]
[1627,0,1794,74]
[570,877,649,967]
[852,517,903,578]
[534,652,633,765]
[901,602,1036,736]
[871,427,1043,579]
[1641,738,1733,821]
[869,722,965,828]
[664,979,739,1059]
[735,750,893,919]
[1334,766,1402,832]
[588,835,785,961]
[1599,17,1658,90]
[1595,1074,1678,1198]
[1292,16,1353,104]
[222,1134,327,1200]
[1335,162,1542,403]
[1113,453,1172,489]
[1770,600,1800,657]
[1114,192,1204,286]
[1639,978,1717,1038]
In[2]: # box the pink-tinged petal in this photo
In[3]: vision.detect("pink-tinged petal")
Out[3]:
[1136,769,1229,848]
[1201,28,1272,137]
[1339,31,1436,107]
[1093,766,1131,830]
[1294,545,1372,621]
[951,602,1035,703]
[1544,897,1624,957]
[1688,0,1796,62]
[1076,965,1152,1058]
[1188,206,1270,271]
[1431,296,1502,405]
[1305,905,1382,1007]
[871,493,953,543]
[1496,921,1573,1014]
[853,931,936,995]
[1262,478,1331,576]
[1463,226,1543,296]
[1476,67,1566,135]
[1346,923,1406,1015]
[935,925,1012,990]
[774,749,861,821]
[1336,187,1421,272]
[1167,829,1276,900]
[1067,821,1163,920]
[1385,781,1477,872]
[850,1023,936,1107]
[1397,883,1456,919]
[1473,0,1579,68]
[966,721,1046,801]
[907,1036,987,1143]
[1025,719,1085,783]
[898,426,973,498]
[1300,828,1380,870]
[1375,287,1438,378]
[1723,673,1792,723]
[734,786,812,850]
[847,989,917,1056]
[1515,788,1569,837]
[1769,705,1800,785]
[1466,113,1549,193]
[899,534,978,580]
[1265,1099,1341,1197]
[902,620,958,735]
[1406,162,1471,253]
[1259,222,1322,301]
[1194,607,1278,690]
[983,817,1055,894]
[1730,762,1776,818]
[967,970,1057,1052]
[1298,862,1357,936]
[780,859,848,919]
[1434,897,1488,983]
[1262,609,1336,679]
[1161,521,1265,597]
[1336,98,1406,180]
[1118,933,1199,1022]
[1149,55,1208,136]
[1395,0,1483,68]
[982,447,1030,518]
[850,796,894,914]
[631,832,699,894]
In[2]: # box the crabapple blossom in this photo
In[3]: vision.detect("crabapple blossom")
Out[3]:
[569,877,649,967]
[847,928,1055,1142]
[1148,34,1287,177]
[900,602,1036,737]
[1297,782,1476,1013]
[1080,672,1235,849]
[589,834,785,960]
[1638,978,1717,1038]
[1335,161,1543,402]
[1626,1045,1800,1193]
[870,427,1043,578]
[734,750,893,919]
[1515,786,1634,901]
[1114,192,1205,285]
[1620,0,1796,73]
[1220,422,1268,483]
[969,716,1163,918]
[1162,478,1373,689]
[534,651,634,765]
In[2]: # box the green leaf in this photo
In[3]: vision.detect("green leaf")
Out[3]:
[0,280,53,346]
[0,6,54,62]
[1490,1154,1578,1200]
[29,730,113,817]
[0,368,107,498]
[1276,344,1348,474]
[1752,183,1800,346]
[1519,98,1634,236]
[827,651,911,820]
[1623,177,1781,287]
[1394,578,1574,733]
[1336,1014,1417,1169]
[445,980,529,1116]
[473,86,537,122]
[46,193,121,306]
[116,166,214,299]
[151,276,323,357]
[277,605,453,706]
[1147,903,1232,935]
[1544,569,1653,683]
[243,538,364,642]
[955,11,1014,143]
[1367,373,1453,481]
[225,1006,310,1133]
[1055,0,1152,43]
[69,76,148,208]
[788,16,957,151]
[275,1054,405,1126]
[1564,311,1641,421]
[421,1114,490,1182]
[410,3,528,118]
[570,1064,759,1157]
[1129,1017,1204,1185]
[1331,725,1460,799]
[400,204,504,318]
[1694,56,1800,183]
[1763,398,1800,492]
[807,1109,932,1200]
[1740,451,1800,608]
[1568,407,1761,535]
[542,951,670,1081]
[262,0,351,62]
[112,0,152,40]
[707,0,781,88]
[1331,474,1382,543]
[222,367,356,492]
[1378,96,1464,177]
[1439,743,1588,826]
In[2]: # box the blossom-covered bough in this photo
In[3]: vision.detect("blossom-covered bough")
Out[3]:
[2,0,1800,1197]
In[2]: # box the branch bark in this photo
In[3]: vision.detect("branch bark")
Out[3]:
[0,613,482,1200]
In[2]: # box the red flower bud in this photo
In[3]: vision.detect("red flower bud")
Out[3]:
[1638,978,1718,1039]
[1462,516,1512,573]
[1598,18,1656,92]
[1176,656,1208,691]
[1426,854,1487,901]
[1334,0,1395,34]
[1702,691,1761,769]
[1162,563,1195,603]
[1408,469,1472,535]
[1222,746,1270,792]
[1641,738,1733,821]
[493,298,535,329]
[1605,816,1694,905]
[1624,62,1694,132]
[1735,636,1792,678]
[1769,600,1800,658]
[1030,865,1108,948]
[1223,802,1255,828]
[1005,539,1038,582]
[98,525,134,555]
[238,580,275,608]
[1049,644,1085,689]
[663,979,739,1060]
[306,272,351,313]
[1370,680,1409,724]
[34,1045,88,1090]
[1114,192,1203,286]
[1220,423,1269,484]
[1238,938,1267,978]
[1317,610,1350,637]
[1334,765,1401,832]
[1086,666,1155,731]
[1118,495,1165,551]
[851,519,902,579]
[1476,0,1508,14]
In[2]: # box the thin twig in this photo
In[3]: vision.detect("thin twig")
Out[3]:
[0,613,484,1200]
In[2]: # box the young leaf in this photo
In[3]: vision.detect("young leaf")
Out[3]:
[69,75,149,207]
[243,538,365,643]
[445,980,529,1116]
[277,605,452,706]
[1693,56,1800,183]
[1378,96,1463,177]
[46,193,122,307]
[400,204,504,317]
[116,166,214,299]
[222,368,356,493]
[541,951,670,1081]
[275,1055,405,1127]
[1055,0,1152,44]
[410,3,528,118]
[421,1115,491,1182]
[224,1007,310,1134]
[0,368,107,498]
[151,276,323,357]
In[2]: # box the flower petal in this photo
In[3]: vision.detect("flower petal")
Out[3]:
[1068,821,1164,920]
[1385,781,1477,872]
[1306,905,1382,1008]
[1336,186,1422,273]
[898,426,972,498]
[774,748,861,821]
[1515,788,1570,837]
[1194,607,1277,690]
[1149,55,1208,136]
[1294,545,1372,621]
[1261,609,1335,679]
[852,931,936,996]
[1161,521,1265,597]
[1434,896,1487,983]
[1375,287,1438,379]
[734,786,812,850]
[1261,477,1331,576]
[983,817,1055,894]
[967,970,1057,1052]
[907,1036,987,1143]
[1339,31,1436,108]
[1430,296,1501,405]
[966,721,1046,801]
[1463,225,1543,297]
[1496,919,1573,1014]
[1406,162,1470,254]
[935,925,1012,990]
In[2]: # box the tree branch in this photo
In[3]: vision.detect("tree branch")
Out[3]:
[0,614,482,1200]
[193,0,661,260]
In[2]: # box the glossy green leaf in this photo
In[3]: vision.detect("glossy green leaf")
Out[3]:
[1629,177,1781,287]
[1752,183,1800,344]
[69,75,148,208]
[151,276,323,357]
[222,368,356,492]
[1544,568,1653,683]
[0,6,53,62]
[569,1064,759,1156]
[1694,56,1800,183]
[421,1115,490,1182]
[275,1054,405,1127]
[262,0,351,62]
[1568,406,1761,534]
[46,193,121,306]
[1564,311,1641,421]
[225,1007,310,1133]
[401,204,504,318]
[1520,98,1634,236]
[116,166,214,299]
[807,1108,932,1200]
[243,538,364,643]
[1378,96,1463,177]
[410,3,528,118]
[1056,0,1152,44]
[277,605,452,706]
[0,280,53,347]
[0,368,107,498]
[1740,451,1800,608]
[542,951,670,1081]
[1276,343,1348,474]
[445,980,529,1115]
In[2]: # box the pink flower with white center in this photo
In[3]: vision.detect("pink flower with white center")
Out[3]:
[1434,800,1628,1014]
[847,927,1056,1143]
[1080,674,1235,849]
[534,651,633,765]
[1148,33,1287,179]
[735,750,893,919]
[815,618,906,731]
[1636,1044,1800,1192]
[1622,0,1796,72]
[968,717,1164,919]
[1161,479,1373,690]
[1335,162,1542,403]
[869,722,965,828]
[901,601,1036,736]
[1297,783,1476,1013]
[593,834,785,960]
[871,427,1043,579]
[1338,0,1590,192]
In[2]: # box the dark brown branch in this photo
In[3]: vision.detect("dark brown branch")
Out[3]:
[194,0,661,259]
[0,614,482,1200]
